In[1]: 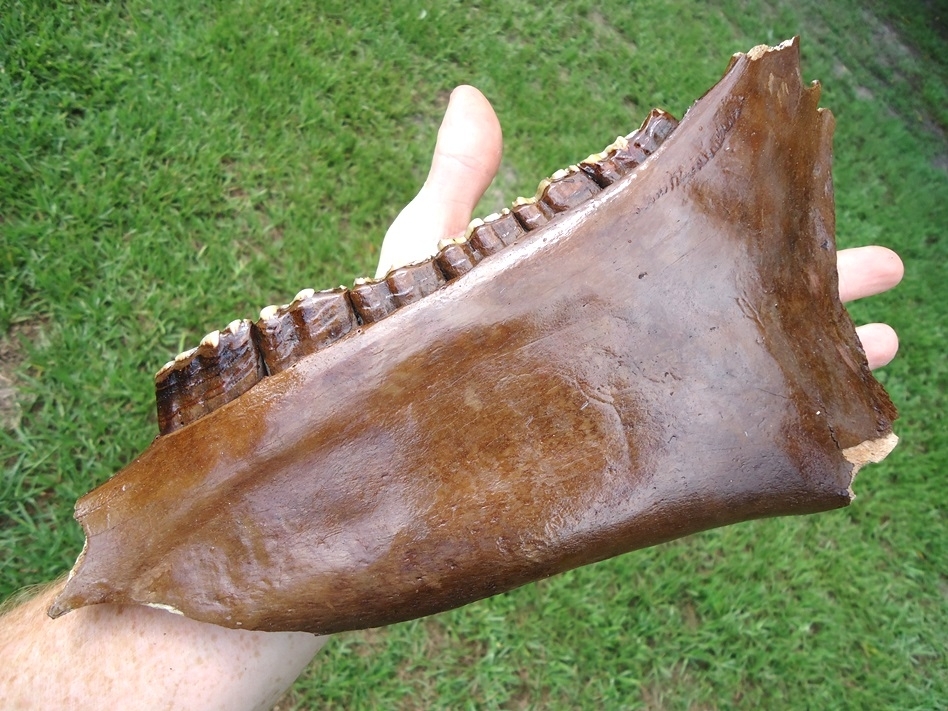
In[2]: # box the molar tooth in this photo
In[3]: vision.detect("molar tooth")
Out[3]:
[580,161,620,186]
[437,235,468,251]
[582,112,678,188]
[157,359,177,378]
[488,209,524,245]
[464,217,485,240]
[349,278,396,324]
[607,135,630,152]
[511,195,554,231]
[583,150,607,165]
[633,108,679,154]
[253,306,297,375]
[155,320,264,435]
[582,137,647,188]
[468,221,504,257]
[435,239,481,280]
[580,136,631,186]
[292,288,356,346]
[539,170,601,213]
[174,347,198,364]
[386,260,446,308]
[253,287,356,375]
[471,209,524,255]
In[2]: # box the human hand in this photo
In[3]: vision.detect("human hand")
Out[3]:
[379,86,903,370]
[837,246,903,368]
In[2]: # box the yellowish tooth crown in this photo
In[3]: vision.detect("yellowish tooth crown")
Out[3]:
[174,347,197,363]
[437,235,468,250]
[200,330,220,349]
[293,288,315,304]
[464,217,485,239]
[582,136,628,166]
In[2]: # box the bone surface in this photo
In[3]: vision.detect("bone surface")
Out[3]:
[49,38,897,634]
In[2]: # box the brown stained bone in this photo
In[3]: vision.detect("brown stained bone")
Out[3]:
[50,39,897,634]
[154,320,264,434]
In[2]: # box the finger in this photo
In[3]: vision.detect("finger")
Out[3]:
[857,322,900,370]
[837,246,904,303]
[424,85,504,233]
[376,86,503,277]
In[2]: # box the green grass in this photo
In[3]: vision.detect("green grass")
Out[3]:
[2,0,946,708]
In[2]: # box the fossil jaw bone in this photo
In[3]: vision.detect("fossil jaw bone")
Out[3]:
[49,38,897,634]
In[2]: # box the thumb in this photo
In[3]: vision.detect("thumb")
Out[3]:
[376,85,503,277]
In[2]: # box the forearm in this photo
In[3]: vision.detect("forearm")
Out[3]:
[0,580,325,710]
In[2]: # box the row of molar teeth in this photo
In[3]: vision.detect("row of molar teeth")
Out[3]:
[350,254,448,325]
[466,208,523,256]
[446,116,677,256]
[154,109,681,435]
[256,288,317,331]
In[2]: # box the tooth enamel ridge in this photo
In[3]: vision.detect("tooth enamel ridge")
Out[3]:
[155,107,680,435]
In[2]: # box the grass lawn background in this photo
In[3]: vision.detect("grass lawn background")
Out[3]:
[1,0,945,708]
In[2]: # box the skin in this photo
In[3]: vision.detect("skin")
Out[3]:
[0,85,903,709]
